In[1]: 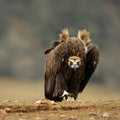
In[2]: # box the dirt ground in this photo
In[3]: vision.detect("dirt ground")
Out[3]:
[0,79,120,120]
[0,99,120,120]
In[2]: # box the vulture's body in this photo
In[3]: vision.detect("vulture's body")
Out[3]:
[44,29,99,101]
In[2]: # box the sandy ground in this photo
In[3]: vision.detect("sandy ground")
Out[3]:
[0,78,120,120]
[0,100,120,120]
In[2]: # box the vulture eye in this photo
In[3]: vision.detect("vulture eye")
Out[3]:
[70,61,73,66]
[77,61,80,65]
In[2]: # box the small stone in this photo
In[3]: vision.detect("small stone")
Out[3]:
[90,117,95,120]
[19,119,26,120]
[0,109,7,114]
[35,100,41,104]
[36,118,41,120]
[40,99,55,105]
[5,108,11,112]
[89,113,97,116]
[60,114,66,118]
[102,112,109,117]
[69,116,76,119]
[14,100,18,103]
[50,114,54,116]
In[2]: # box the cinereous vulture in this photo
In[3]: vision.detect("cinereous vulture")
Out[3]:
[44,28,99,101]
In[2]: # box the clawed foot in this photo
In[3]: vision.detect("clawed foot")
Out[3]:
[61,90,75,102]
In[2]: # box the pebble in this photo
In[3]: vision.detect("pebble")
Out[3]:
[5,108,11,112]
[14,100,18,103]
[36,118,41,120]
[90,117,95,120]
[69,116,76,119]
[102,112,109,117]
[89,113,97,116]
[0,109,7,114]
[35,100,41,104]
[19,119,26,120]
[60,114,66,118]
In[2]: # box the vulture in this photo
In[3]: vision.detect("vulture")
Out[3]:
[44,28,99,101]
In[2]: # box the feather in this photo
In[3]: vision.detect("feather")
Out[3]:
[59,28,69,42]
[79,45,99,92]
[78,29,91,46]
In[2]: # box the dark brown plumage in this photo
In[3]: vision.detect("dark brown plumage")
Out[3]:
[44,29,99,101]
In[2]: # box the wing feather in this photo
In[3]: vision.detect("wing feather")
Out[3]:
[79,44,100,92]
[44,43,67,99]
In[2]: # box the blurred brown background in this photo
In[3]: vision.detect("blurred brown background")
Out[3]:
[0,0,120,101]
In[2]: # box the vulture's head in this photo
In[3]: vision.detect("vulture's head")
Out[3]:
[68,56,81,69]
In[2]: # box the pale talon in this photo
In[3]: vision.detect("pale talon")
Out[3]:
[67,97,75,102]
[62,90,69,97]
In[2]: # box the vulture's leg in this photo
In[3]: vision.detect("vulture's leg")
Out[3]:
[52,73,68,101]
[79,44,99,93]
[68,76,82,100]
